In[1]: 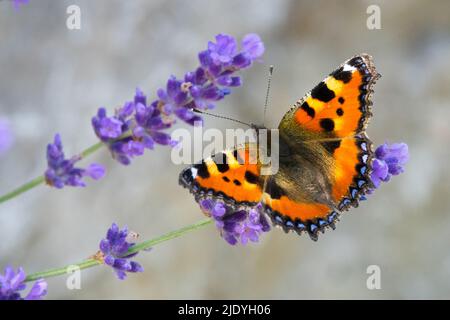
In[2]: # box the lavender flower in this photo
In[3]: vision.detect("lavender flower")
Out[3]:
[371,142,409,188]
[199,199,270,246]
[92,33,264,164]
[163,33,264,122]
[13,0,29,10]
[92,106,135,165]
[0,266,47,300]
[133,97,177,148]
[92,89,177,165]
[0,118,14,156]
[157,76,189,115]
[207,34,238,65]
[45,134,105,188]
[99,223,143,280]
[184,67,225,112]
[241,33,265,61]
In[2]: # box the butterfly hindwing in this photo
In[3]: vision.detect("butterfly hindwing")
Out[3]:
[332,133,374,211]
[260,138,340,240]
[262,188,337,241]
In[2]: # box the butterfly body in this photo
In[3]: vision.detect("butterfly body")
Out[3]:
[180,54,380,241]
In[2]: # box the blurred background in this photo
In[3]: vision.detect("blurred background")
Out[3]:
[1,0,449,299]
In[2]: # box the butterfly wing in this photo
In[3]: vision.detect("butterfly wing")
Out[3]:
[284,54,377,137]
[179,143,265,208]
[263,54,379,240]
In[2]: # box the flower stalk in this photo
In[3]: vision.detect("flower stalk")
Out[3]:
[0,175,45,204]
[25,218,213,283]
[0,141,104,205]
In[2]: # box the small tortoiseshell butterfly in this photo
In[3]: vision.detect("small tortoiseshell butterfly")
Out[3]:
[179,54,380,241]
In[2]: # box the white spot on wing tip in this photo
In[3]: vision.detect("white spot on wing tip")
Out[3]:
[343,64,356,72]
[190,167,198,178]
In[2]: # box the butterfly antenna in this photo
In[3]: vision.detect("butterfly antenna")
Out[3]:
[263,65,274,127]
[192,109,252,127]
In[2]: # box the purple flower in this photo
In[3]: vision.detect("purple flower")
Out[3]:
[0,118,14,156]
[157,76,189,115]
[0,266,47,300]
[156,75,205,125]
[184,68,228,111]
[134,101,177,148]
[199,200,270,246]
[13,0,29,10]
[92,89,178,165]
[371,158,388,188]
[241,33,265,61]
[174,107,204,126]
[371,142,409,189]
[99,223,143,280]
[92,34,264,164]
[238,206,269,245]
[207,34,238,65]
[163,33,264,124]
[92,106,130,141]
[93,109,123,139]
[45,134,106,188]
[92,99,138,165]
[197,33,264,96]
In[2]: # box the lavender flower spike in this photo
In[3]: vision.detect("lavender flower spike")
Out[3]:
[45,134,106,188]
[99,223,144,280]
[92,89,177,165]
[371,142,409,188]
[0,266,47,300]
[92,34,264,165]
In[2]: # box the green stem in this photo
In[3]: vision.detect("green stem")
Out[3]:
[127,217,213,255]
[25,259,101,282]
[0,141,105,205]
[0,175,45,204]
[80,141,104,158]
[25,218,213,282]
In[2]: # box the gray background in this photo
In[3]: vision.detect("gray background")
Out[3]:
[1,0,449,299]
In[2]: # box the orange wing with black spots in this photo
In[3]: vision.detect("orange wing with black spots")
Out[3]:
[263,54,379,240]
[283,54,377,137]
[179,144,265,207]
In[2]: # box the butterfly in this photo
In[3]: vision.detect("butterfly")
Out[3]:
[179,54,380,241]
